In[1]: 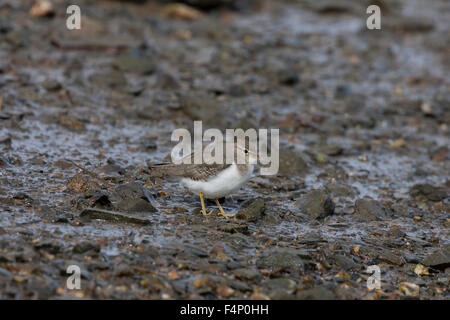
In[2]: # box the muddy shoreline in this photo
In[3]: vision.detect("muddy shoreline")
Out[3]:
[0,0,449,299]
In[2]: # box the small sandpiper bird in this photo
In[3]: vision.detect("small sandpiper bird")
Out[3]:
[150,140,258,218]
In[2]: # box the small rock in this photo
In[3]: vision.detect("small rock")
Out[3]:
[0,135,12,148]
[42,79,62,91]
[422,245,450,270]
[30,0,54,17]
[410,184,447,202]
[179,92,227,129]
[278,149,308,176]
[296,189,335,219]
[0,267,13,278]
[257,248,305,272]
[384,15,434,33]
[73,242,101,254]
[112,53,155,75]
[334,85,351,99]
[236,199,265,222]
[217,223,248,234]
[67,173,100,193]
[89,70,127,89]
[318,145,343,156]
[398,282,419,297]
[354,199,388,222]
[332,254,358,270]
[262,277,297,293]
[116,199,156,213]
[115,182,146,200]
[80,208,151,225]
[0,155,9,168]
[296,286,336,300]
[233,268,262,282]
[277,68,299,86]
[161,3,203,20]
[208,242,233,261]
[326,182,358,197]
[34,241,61,254]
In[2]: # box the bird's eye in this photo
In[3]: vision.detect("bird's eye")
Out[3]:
[244,149,249,154]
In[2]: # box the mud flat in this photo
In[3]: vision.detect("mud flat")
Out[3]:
[0,0,448,299]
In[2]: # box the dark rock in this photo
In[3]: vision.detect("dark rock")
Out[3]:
[429,145,448,162]
[0,155,9,168]
[332,254,358,270]
[278,148,308,176]
[354,199,388,222]
[318,164,348,180]
[80,208,151,225]
[179,92,227,129]
[89,70,127,89]
[73,242,101,254]
[178,0,234,10]
[390,203,413,217]
[422,245,450,270]
[0,267,13,278]
[115,182,146,200]
[229,280,252,292]
[157,68,180,89]
[386,228,406,239]
[318,145,343,156]
[5,30,27,48]
[67,173,101,193]
[217,223,248,234]
[257,248,305,272]
[236,199,265,222]
[233,268,261,282]
[42,79,62,91]
[0,135,12,148]
[296,189,335,219]
[326,182,358,197]
[378,250,405,266]
[278,68,299,86]
[116,198,156,213]
[296,286,336,300]
[334,85,351,99]
[89,193,113,210]
[262,277,297,293]
[359,246,405,266]
[410,184,447,202]
[208,242,233,261]
[384,15,434,33]
[112,53,155,75]
[34,241,61,254]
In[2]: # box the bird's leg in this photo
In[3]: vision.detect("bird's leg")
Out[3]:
[199,192,210,216]
[214,199,236,218]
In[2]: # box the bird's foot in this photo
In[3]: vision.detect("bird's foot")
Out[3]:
[214,199,236,219]
[217,211,236,219]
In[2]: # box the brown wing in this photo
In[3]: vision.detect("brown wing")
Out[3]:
[150,142,235,181]
[150,162,230,181]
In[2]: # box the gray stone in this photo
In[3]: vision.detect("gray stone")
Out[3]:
[410,184,447,202]
[236,199,265,222]
[422,245,450,270]
[257,248,305,272]
[116,199,156,213]
[80,208,151,225]
[296,286,336,300]
[278,148,308,176]
[354,199,388,222]
[297,189,335,219]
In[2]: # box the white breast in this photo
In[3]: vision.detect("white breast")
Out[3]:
[181,164,253,199]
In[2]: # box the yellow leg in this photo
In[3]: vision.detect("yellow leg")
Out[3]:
[199,192,209,216]
[214,199,236,218]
